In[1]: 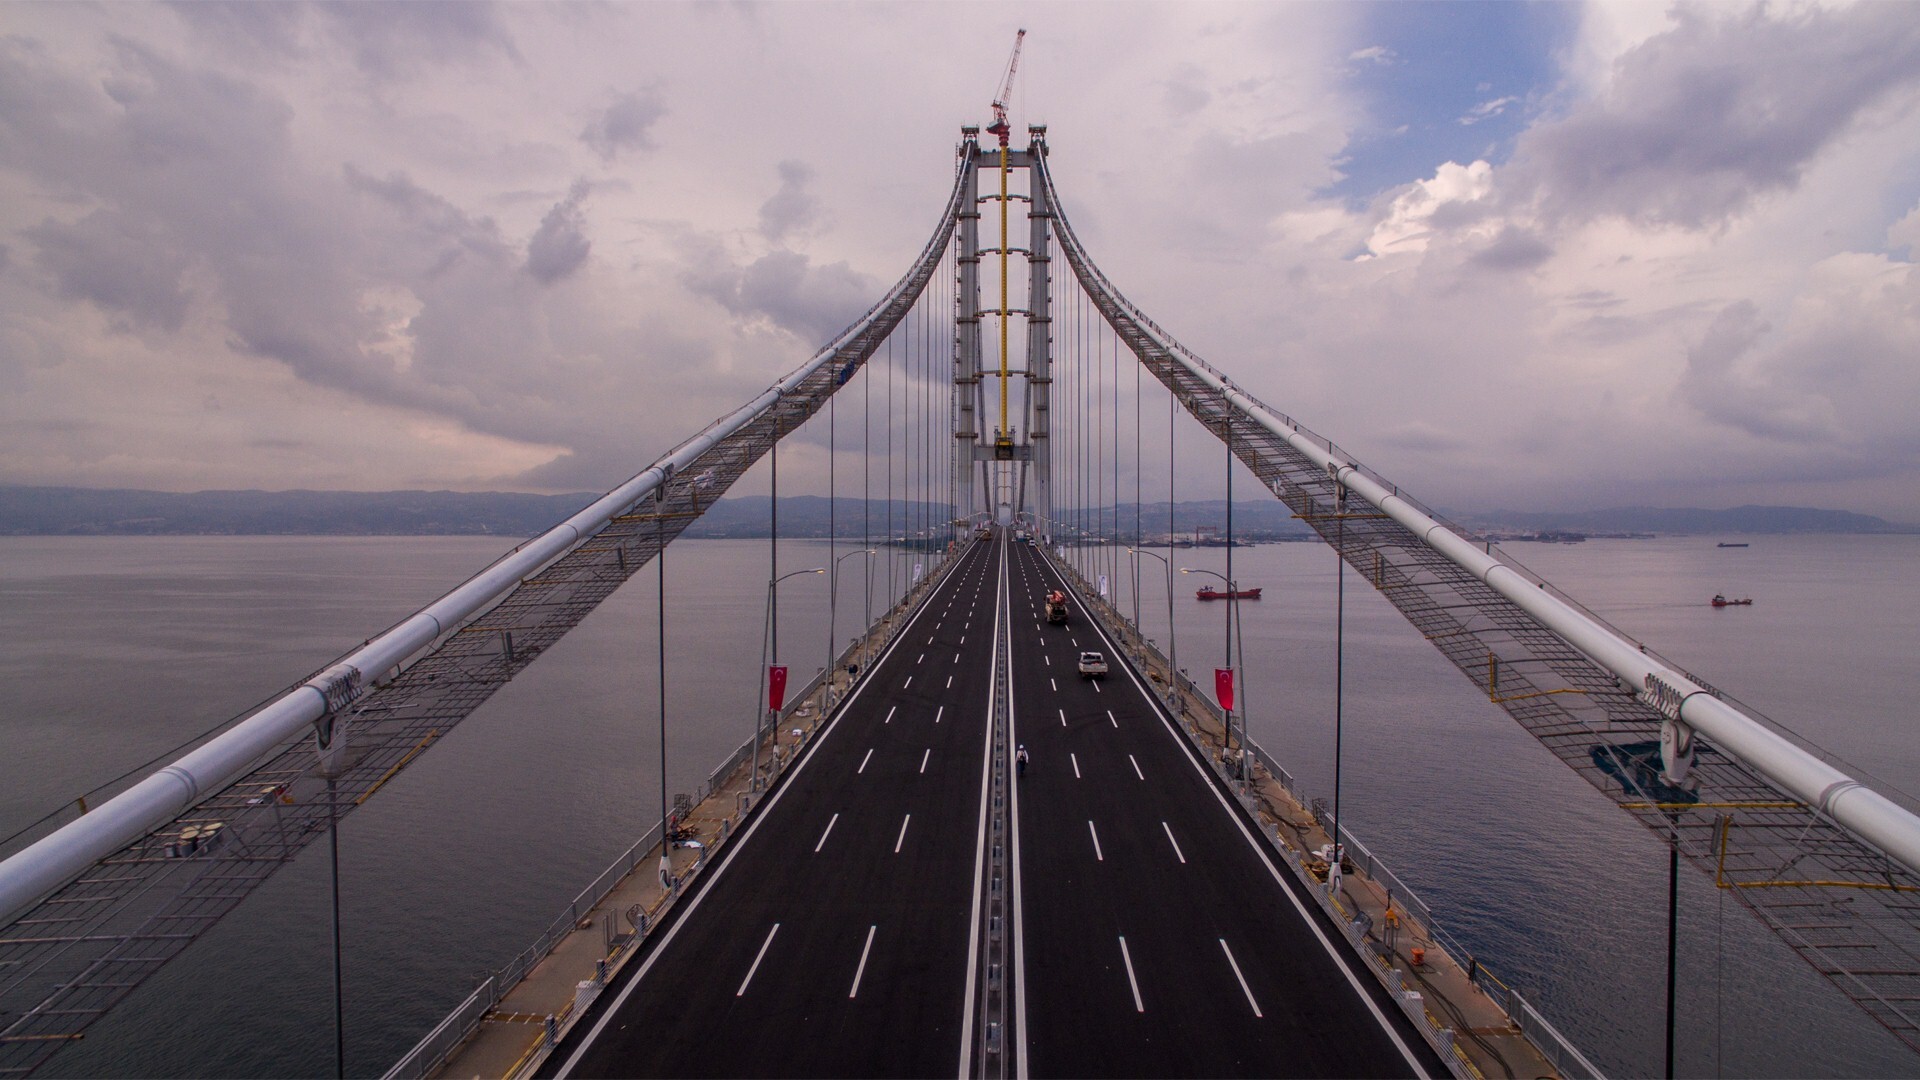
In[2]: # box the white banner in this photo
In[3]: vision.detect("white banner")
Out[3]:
[912,562,924,584]
[1098,573,1109,597]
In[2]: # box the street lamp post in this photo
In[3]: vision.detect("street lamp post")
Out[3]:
[757,567,825,792]
[1128,547,1177,713]
[1180,566,1248,778]
[827,549,876,705]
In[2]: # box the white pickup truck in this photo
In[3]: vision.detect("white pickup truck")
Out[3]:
[1077,650,1108,679]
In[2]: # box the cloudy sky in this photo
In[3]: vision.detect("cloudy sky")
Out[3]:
[3,2,1918,519]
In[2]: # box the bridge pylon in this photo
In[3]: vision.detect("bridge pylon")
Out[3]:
[954,125,1051,539]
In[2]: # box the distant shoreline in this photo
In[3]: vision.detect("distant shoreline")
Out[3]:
[0,486,1911,538]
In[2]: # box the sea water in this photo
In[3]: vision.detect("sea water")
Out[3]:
[1,534,1915,1077]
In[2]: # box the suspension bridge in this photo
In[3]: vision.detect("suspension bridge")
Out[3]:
[4,126,1919,1079]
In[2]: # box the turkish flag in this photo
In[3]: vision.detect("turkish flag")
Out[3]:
[768,666,789,712]
[1215,668,1235,713]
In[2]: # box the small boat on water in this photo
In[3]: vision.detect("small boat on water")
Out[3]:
[1717,542,1750,548]
[1196,587,1262,601]
[1711,594,1753,607]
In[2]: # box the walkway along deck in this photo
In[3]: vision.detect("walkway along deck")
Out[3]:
[402,531,1571,1078]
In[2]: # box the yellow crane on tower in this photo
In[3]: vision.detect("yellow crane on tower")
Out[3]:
[986,29,1024,456]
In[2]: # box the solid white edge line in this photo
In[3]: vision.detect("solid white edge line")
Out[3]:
[895,813,912,853]
[858,748,873,774]
[1051,555,1432,1079]
[849,924,877,998]
[814,812,839,853]
[1163,821,1187,864]
[1118,935,1144,1013]
[1007,543,1031,1080]
[1219,938,1263,1017]
[556,544,963,1078]
[1088,820,1104,861]
[957,537,1006,1078]
[736,923,780,996]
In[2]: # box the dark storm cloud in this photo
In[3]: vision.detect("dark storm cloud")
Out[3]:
[343,165,510,261]
[2,37,369,376]
[24,210,194,332]
[165,2,307,58]
[581,90,665,162]
[1511,4,1920,227]
[526,181,591,285]
[1,35,621,461]
[685,248,876,348]
[758,161,818,244]
[1467,226,1553,272]
[314,1,521,80]
[1681,273,1920,461]
[167,1,519,77]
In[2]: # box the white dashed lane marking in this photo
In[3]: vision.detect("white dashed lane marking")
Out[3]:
[737,924,780,997]
[1163,821,1187,864]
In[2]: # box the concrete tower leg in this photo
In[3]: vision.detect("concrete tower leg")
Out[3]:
[955,136,983,535]
[1026,129,1054,542]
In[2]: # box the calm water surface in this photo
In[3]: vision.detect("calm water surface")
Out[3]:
[1,534,1916,1077]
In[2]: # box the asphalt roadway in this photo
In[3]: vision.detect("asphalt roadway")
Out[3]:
[547,530,1441,1078]
[1004,541,1437,1078]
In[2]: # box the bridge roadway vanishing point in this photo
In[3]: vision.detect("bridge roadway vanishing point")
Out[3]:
[544,532,1444,1078]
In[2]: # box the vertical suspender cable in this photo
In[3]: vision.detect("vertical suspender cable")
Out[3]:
[1111,319,1120,601]
[755,414,780,792]
[327,773,344,1080]
[1224,393,1234,761]
[827,375,836,688]
[1667,839,1680,1079]
[1333,509,1346,854]
[887,337,895,604]
[867,340,874,571]
[1098,315,1106,584]
[657,479,669,888]
[905,303,914,586]
[1169,370,1178,707]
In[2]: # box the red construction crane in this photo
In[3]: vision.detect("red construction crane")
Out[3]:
[985,28,1026,145]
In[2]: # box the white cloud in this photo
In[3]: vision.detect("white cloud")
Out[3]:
[1,0,1917,524]
[1364,160,1494,257]
[1458,96,1518,126]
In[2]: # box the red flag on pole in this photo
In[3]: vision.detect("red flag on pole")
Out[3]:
[1215,668,1235,713]
[768,666,789,712]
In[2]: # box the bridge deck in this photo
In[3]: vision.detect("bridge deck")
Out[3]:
[544,534,1439,1078]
